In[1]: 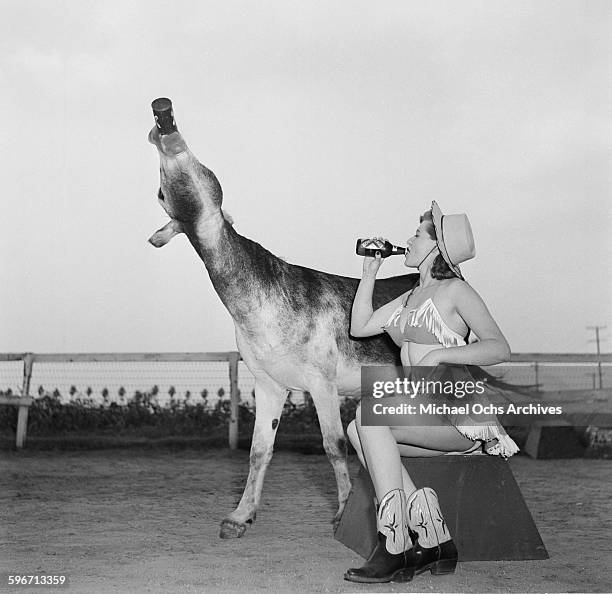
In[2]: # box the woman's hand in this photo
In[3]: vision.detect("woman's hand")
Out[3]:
[362,253,383,277]
[361,237,386,277]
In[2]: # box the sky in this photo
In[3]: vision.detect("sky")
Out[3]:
[1,0,611,355]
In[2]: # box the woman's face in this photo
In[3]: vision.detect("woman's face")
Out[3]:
[404,221,438,268]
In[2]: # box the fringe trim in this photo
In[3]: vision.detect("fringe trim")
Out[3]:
[454,424,520,458]
[485,434,521,459]
[385,305,403,329]
[401,299,465,348]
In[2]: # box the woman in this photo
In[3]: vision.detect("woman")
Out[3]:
[344,201,518,584]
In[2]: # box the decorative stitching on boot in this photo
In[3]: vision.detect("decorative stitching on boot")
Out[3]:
[378,489,409,555]
[424,488,451,543]
[408,488,452,548]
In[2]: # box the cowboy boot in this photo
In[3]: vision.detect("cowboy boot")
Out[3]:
[344,488,414,583]
[405,487,458,576]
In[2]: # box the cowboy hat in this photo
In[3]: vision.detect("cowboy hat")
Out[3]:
[431,201,475,279]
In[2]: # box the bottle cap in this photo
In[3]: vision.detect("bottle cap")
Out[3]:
[151,97,177,135]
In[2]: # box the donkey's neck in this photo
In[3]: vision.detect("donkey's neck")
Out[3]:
[184,215,288,324]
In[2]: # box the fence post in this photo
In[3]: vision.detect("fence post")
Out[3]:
[228,352,240,450]
[16,353,34,449]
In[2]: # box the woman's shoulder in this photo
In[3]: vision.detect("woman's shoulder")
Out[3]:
[435,277,465,293]
[435,278,480,304]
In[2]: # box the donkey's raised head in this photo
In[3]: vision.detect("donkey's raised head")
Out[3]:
[148,122,224,247]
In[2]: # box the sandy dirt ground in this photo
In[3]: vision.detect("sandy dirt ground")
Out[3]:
[1,448,611,594]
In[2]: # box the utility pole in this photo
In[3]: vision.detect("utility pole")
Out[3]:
[587,325,606,389]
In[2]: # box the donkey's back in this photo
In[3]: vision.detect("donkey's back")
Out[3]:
[245,260,418,397]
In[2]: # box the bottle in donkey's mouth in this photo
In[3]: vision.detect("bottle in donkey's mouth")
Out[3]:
[151,97,188,155]
[356,238,407,258]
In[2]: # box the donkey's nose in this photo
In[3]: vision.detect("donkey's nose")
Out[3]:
[148,125,189,157]
[148,126,162,148]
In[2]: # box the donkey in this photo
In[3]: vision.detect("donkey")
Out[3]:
[147,116,419,539]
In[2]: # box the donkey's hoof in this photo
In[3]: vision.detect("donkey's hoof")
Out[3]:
[219,518,247,539]
[331,501,347,532]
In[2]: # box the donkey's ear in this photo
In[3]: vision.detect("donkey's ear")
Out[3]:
[148,220,184,248]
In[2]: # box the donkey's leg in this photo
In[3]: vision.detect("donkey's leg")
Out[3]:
[309,382,352,529]
[219,375,287,538]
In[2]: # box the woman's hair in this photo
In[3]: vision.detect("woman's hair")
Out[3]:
[419,210,459,280]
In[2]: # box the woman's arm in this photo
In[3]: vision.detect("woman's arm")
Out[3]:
[350,255,408,337]
[419,281,511,366]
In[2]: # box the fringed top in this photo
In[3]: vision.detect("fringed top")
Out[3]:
[384,297,466,348]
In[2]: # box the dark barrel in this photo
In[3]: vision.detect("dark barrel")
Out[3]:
[151,97,177,135]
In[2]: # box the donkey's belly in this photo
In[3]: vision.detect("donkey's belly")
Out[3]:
[335,361,364,397]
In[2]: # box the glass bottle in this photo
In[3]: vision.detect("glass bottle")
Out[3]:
[151,97,188,155]
[356,238,406,258]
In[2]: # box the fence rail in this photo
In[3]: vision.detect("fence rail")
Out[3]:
[2,352,611,449]
[0,352,242,449]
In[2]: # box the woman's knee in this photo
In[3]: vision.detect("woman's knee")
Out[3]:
[347,420,358,446]
[354,402,362,426]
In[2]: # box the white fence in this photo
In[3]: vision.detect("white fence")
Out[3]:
[0,352,243,449]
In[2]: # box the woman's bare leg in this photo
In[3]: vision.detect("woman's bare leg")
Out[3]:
[347,419,416,494]
[353,405,413,500]
[349,420,473,459]
[351,404,475,501]
[390,425,475,452]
